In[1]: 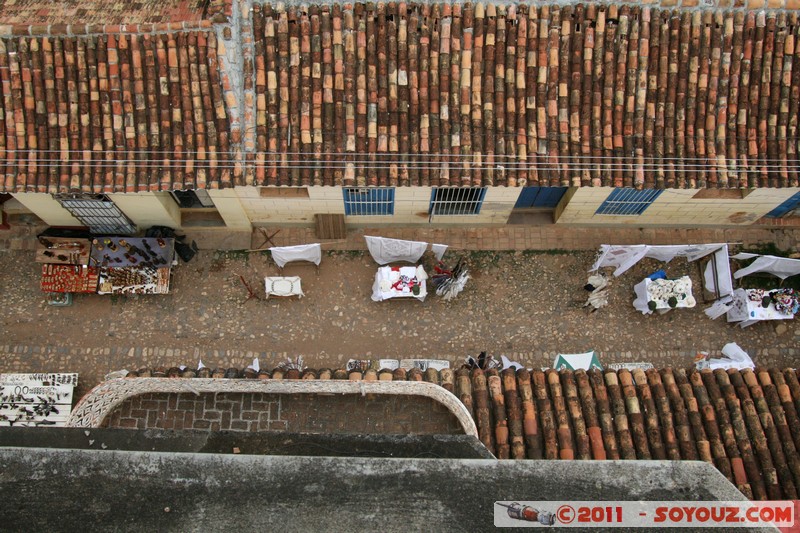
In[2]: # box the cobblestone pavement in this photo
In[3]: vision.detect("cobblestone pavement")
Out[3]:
[1,222,799,399]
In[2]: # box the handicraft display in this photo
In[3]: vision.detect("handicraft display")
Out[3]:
[40,265,99,293]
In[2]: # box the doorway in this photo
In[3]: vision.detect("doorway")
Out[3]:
[508,186,567,224]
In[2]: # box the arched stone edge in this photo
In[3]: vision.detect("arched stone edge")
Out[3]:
[66,378,479,438]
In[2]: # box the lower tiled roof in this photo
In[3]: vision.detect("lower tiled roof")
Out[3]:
[124,365,800,500]
[0,31,231,193]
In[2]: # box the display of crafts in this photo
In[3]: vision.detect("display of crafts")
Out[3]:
[40,264,99,293]
[747,288,800,315]
[646,277,696,308]
[378,265,426,296]
[98,266,170,295]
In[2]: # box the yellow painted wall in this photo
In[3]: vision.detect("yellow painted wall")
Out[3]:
[236,186,343,225]
[11,193,82,226]
[236,186,519,226]
[424,186,518,226]
[556,187,800,226]
[107,192,181,229]
[207,189,252,229]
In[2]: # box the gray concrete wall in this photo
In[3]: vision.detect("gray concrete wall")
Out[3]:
[0,447,760,533]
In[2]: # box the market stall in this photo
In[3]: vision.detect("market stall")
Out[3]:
[705,253,800,324]
[41,264,100,293]
[0,373,78,427]
[633,275,696,314]
[91,237,174,295]
[726,288,799,328]
[371,265,427,302]
[591,243,733,299]
[36,236,91,265]
[36,235,98,297]
[365,236,430,303]
[37,233,175,299]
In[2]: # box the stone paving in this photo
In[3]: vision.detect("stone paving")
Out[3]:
[1,220,799,399]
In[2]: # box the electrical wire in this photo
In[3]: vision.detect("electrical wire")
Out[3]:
[0,161,796,173]
[2,148,800,161]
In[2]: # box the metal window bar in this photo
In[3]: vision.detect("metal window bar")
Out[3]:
[56,196,137,234]
[343,187,395,216]
[594,188,663,216]
[429,187,487,217]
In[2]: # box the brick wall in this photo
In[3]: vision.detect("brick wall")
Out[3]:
[101,392,464,435]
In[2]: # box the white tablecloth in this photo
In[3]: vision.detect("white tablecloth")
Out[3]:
[265,276,304,299]
[371,265,427,302]
[633,276,695,314]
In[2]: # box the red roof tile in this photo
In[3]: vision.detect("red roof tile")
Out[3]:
[3,3,800,190]
[249,3,800,187]
[0,0,213,26]
[0,30,231,193]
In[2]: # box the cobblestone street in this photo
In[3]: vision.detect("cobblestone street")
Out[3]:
[1,222,799,398]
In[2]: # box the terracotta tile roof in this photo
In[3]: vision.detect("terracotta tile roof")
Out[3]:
[0,30,231,193]
[0,0,213,26]
[3,3,800,191]
[123,365,800,500]
[250,4,800,188]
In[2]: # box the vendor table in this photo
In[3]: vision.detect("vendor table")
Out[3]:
[265,276,304,299]
[92,237,175,295]
[371,265,427,302]
[35,237,92,265]
[726,288,796,328]
[40,264,99,293]
[633,275,696,314]
[98,266,171,295]
[90,237,174,268]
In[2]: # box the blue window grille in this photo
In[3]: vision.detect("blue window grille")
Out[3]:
[429,187,487,216]
[595,188,663,216]
[764,191,800,218]
[343,187,395,216]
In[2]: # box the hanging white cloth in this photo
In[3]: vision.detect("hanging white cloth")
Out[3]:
[269,243,322,268]
[431,243,449,261]
[703,246,734,297]
[365,235,428,265]
[591,243,727,277]
[732,253,800,280]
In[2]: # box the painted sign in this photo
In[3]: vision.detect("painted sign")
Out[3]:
[0,373,78,427]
